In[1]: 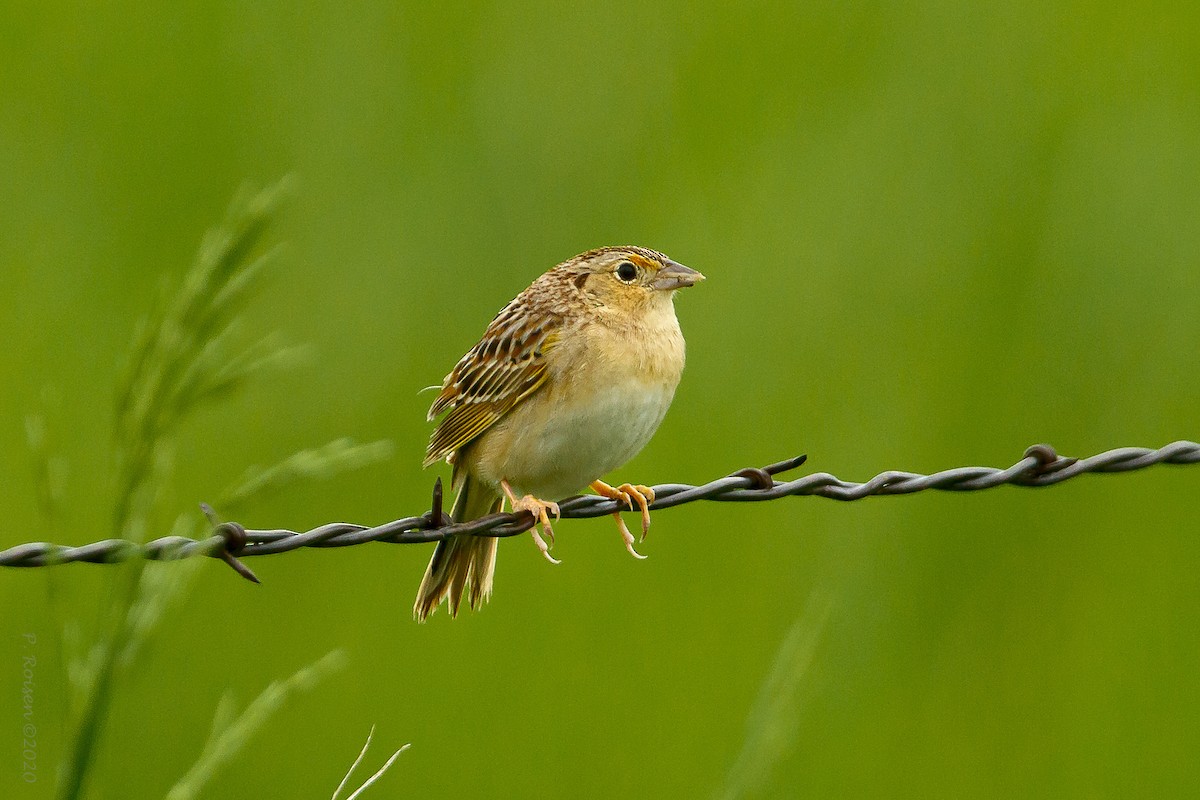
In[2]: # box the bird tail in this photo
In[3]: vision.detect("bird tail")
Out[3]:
[412,474,502,622]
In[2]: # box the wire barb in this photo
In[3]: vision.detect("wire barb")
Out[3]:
[201,503,261,584]
[1,441,1196,576]
[424,477,453,529]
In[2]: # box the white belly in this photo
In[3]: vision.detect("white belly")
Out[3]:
[480,377,676,499]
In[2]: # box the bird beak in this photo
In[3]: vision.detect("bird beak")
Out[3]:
[653,260,705,291]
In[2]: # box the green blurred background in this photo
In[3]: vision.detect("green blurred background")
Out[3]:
[3,2,1199,797]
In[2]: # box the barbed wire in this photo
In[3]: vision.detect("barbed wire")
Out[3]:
[2,440,1196,583]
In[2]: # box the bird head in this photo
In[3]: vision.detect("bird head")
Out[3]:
[564,246,704,313]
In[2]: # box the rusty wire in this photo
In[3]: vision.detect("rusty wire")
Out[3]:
[2,440,1196,582]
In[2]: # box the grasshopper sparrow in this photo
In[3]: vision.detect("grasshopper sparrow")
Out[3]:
[413,246,704,621]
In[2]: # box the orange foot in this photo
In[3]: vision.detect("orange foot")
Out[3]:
[501,479,561,565]
[590,480,656,560]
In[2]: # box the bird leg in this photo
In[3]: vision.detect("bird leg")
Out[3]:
[590,480,656,560]
[501,479,561,565]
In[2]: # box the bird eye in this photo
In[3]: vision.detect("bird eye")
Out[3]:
[616,262,638,282]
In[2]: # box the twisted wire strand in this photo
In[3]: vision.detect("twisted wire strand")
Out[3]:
[2,441,1196,582]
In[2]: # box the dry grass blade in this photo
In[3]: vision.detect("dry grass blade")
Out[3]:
[331,726,377,800]
[334,726,410,800]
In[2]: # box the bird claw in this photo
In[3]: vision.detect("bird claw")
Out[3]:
[521,500,561,564]
[624,483,655,542]
[533,528,562,565]
[502,480,562,565]
[591,480,655,557]
[612,513,648,560]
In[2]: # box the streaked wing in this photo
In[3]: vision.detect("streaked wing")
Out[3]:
[423,302,562,467]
